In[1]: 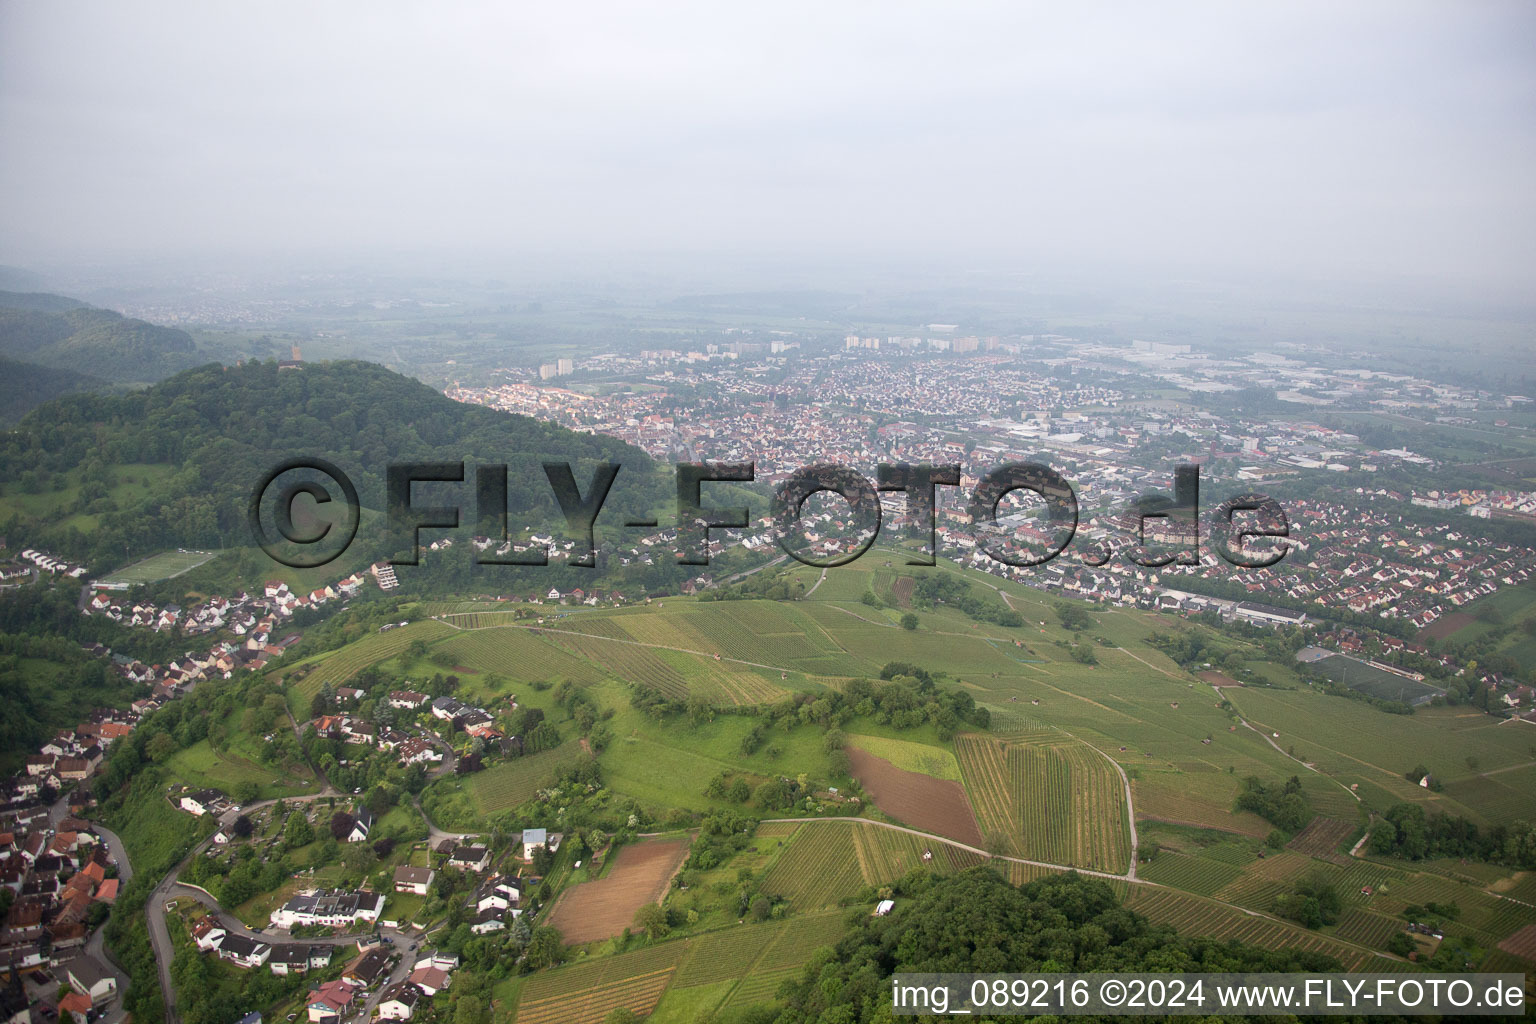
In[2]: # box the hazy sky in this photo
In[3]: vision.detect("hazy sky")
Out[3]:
[2,2,1534,293]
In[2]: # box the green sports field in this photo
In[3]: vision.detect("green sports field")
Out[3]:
[97,547,220,584]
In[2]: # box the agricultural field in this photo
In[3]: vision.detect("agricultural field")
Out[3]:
[954,732,1131,871]
[1287,817,1360,859]
[1138,852,1246,896]
[512,941,690,1024]
[850,821,986,881]
[546,838,692,946]
[434,626,604,687]
[1220,685,1536,818]
[1129,768,1271,836]
[848,747,985,847]
[463,741,586,815]
[848,734,962,780]
[657,910,850,1021]
[1333,907,1410,950]
[533,628,792,705]
[1441,764,1536,826]
[1499,923,1536,963]
[242,552,1536,1000]
[669,920,784,989]
[759,820,985,911]
[1126,887,1381,970]
[98,547,219,584]
[760,823,867,909]
[508,906,850,1024]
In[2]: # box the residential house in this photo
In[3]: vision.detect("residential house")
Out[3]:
[306,979,361,1023]
[270,889,385,930]
[179,789,224,816]
[388,690,429,711]
[393,866,434,896]
[215,933,272,969]
[345,947,392,988]
[447,844,490,873]
[406,965,451,996]
[64,957,117,1006]
[377,983,423,1021]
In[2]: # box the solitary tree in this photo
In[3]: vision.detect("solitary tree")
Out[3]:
[329,811,356,840]
[283,810,313,849]
[634,903,669,939]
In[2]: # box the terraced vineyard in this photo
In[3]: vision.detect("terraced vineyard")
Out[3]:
[955,732,1131,872]
[1287,817,1359,859]
[288,619,455,707]
[1138,852,1246,896]
[1333,907,1408,949]
[672,908,847,999]
[1133,771,1269,836]
[1481,948,1536,975]
[673,607,833,665]
[671,923,782,988]
[1497,872,1536,904]
[517,969,673,1024]
[1212,850,1313,907]
[436,627,603,685]
[1003,861,1068,886]
[755,910,848,968]
[851,822,985,883]
[760,824,865,909]
[1443,765,1536,826]
[465,741,585,814]
[416,600,511,615]
[533,629,788,705]
[542,632,693,697]
[515,941,690,1024]
[440,610,525,628]
[714,970,797,1017]
[1126,888,1378,970]
[953,734,1018,838]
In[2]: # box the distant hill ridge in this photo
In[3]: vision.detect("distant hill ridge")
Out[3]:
[0,289,199,386]
[0,358,668,569]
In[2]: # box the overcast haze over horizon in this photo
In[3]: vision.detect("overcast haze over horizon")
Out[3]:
[2,2,1534,300]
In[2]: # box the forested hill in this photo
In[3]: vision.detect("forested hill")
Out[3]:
[0,359,669,566]
[0,356,104,423]
[773,869,1350,1024]
[0,290,199,382]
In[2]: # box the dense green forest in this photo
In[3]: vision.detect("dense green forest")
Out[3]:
[0,359,672,570]
[765,868,1357,1024]
[0,355,104,423]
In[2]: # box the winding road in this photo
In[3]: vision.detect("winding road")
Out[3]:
[145,722,475,1023]
[48,787,135,1024]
